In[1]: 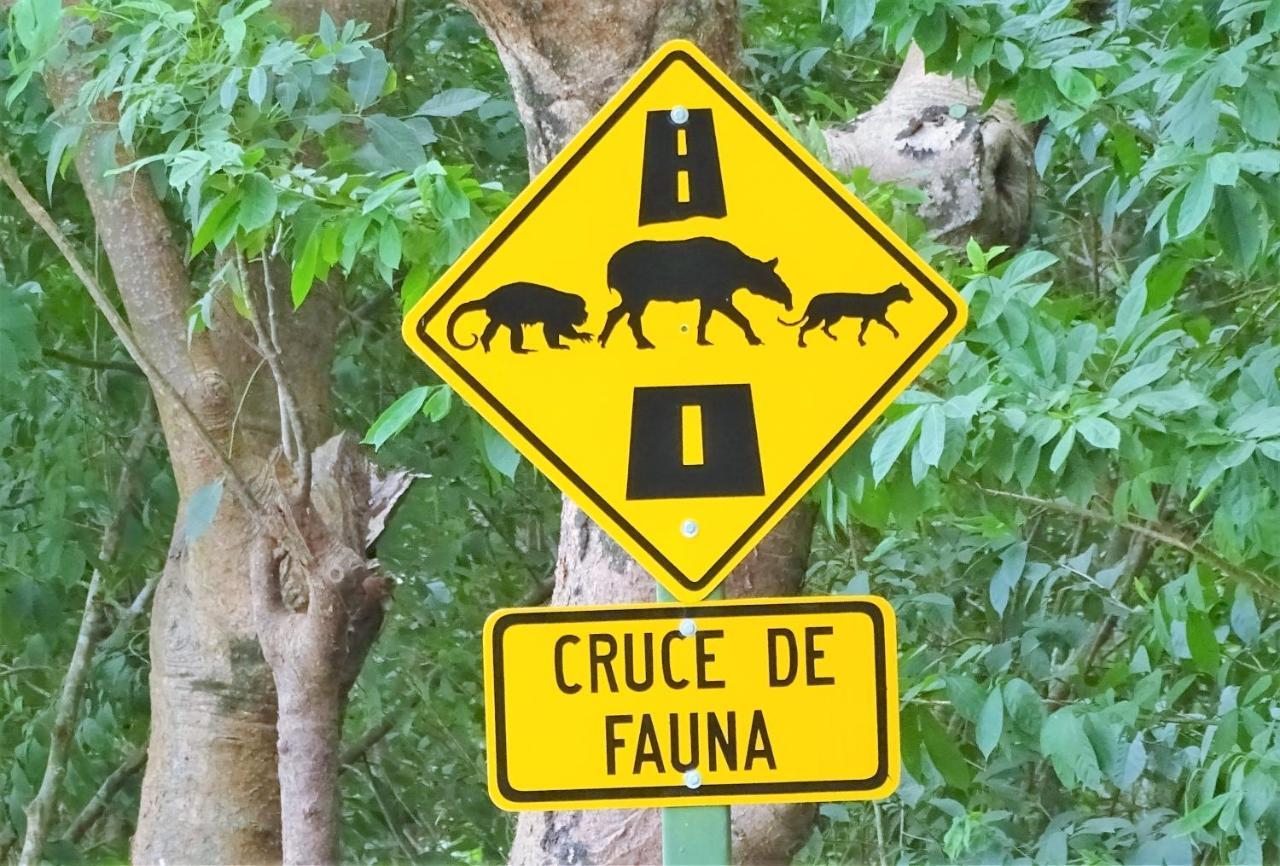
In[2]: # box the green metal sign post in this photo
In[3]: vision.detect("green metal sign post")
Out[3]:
[656,584,732,866]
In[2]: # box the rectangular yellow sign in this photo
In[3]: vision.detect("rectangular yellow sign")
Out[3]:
[483,597,898,810]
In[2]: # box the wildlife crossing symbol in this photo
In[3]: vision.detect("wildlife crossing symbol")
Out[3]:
[402,40,967,601]
[484,597,898,809]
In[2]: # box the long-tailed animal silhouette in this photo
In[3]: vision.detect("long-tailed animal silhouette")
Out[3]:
[601,237,793,348]
[448,282,592,354]
[779,283,913,347]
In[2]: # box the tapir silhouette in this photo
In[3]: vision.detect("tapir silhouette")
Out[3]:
[600,237,793,348]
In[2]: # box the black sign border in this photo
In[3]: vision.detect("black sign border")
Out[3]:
[489,599,891,804]
[415,49,960,594]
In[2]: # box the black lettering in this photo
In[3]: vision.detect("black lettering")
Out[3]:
[633,714,665,774]
[767,628,799,687]
[744,709,776,771]
[623,632,655,691]
[661,630,689,689]
[604,714,631,774]
[554,634,581,694]
[670,713,699,772]
[589,634,619,693]
[696,629,726,688]
[805,626,836,686]
[707,711,737,772]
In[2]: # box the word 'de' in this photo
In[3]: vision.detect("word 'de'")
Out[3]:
[483,598,899,810]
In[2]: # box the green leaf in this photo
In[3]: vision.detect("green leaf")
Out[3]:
[363,386,429,450]
[1186,610,1220,673]
[832,0,875,41]
[1076,416,1120,450]
[415,87,490,117]
[247,66,267,106]
[422,385,452,422]
[1113,282,1146,344]
[191,193,239,256]
[238,174,277,232]
[1240,79,1280,142]
[1214,186,1263,271]
[1048,425,1076,472]
[347,47,389,110]
[1172,792,1232,835]
[362,175,412,215]
[1051,65,1098,107]
[976,685,1004,759]
[989,540,1027,616]
[1003,678,1046,734]
[1120,734,1146,789]
[1041,708,1101,789]
[184,478,224,544]
[918,708,971,791]
[870,409,922,483]
[482,424,521,480]
[45,123,81,200]
[1207,152,1239,186]
[221,16,246,55]
[917,404,946,468]
[1231,587,1260,644]
[1176,169,1214,238]
[365,114,424,173]
[378,220,402,270]
[290,231,321,308]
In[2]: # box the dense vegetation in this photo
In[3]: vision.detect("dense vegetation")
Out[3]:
[1,0,1278,863]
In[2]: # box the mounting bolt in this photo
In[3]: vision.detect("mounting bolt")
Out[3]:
[679,618,697,637]
[681,519,699,538]
[683,769,702,789]
[670,105,689,125]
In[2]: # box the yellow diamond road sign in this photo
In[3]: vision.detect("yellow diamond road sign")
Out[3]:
[403,41,966,601]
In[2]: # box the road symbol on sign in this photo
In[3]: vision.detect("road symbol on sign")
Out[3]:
[402,40,967,601]
[483,597,899,810]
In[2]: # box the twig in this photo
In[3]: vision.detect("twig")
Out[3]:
[339,699,416,767]
[359,758,420,863]
[262,258,311,494]
[974,485,1276,600]
[18,412,151,866]
[0,156,259,514]
[63,748,147,843]
[44,348,144,377]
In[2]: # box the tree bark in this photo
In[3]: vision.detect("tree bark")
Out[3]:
[32,2,395,861]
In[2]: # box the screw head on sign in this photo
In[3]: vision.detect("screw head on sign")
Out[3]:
[679,618,697,637]
[681,519,699,538]
[670,105,690,125]
[683,769,702,789]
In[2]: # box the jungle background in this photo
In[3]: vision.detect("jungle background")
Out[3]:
[1,0,1279,863]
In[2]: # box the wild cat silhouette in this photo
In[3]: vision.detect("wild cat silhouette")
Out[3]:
[779,283,913,347]
[601,237,793,348]
[447,282,592,354]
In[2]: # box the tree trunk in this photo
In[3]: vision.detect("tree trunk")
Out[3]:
[457,5,1037,861]
[35,2,396,861]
